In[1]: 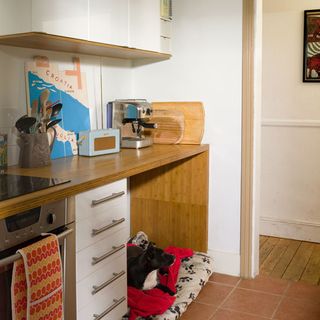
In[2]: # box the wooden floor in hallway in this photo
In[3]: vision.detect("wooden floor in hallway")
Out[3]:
[260,235,320,285]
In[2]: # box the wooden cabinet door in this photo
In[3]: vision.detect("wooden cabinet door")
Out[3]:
[89,0,129,46]
[32,0,89,40]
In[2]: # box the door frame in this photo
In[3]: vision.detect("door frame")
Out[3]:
[241,0,260,278]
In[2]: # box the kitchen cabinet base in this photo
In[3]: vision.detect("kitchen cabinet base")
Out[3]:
[130,150,209,252]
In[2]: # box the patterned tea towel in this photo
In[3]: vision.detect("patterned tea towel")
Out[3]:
[11,234,63,320]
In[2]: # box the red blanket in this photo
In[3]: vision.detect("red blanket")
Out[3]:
[128,246,193,320]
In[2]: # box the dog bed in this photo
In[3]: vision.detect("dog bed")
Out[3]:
[128,232,214,320]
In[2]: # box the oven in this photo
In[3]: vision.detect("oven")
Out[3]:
[0,198,76,320]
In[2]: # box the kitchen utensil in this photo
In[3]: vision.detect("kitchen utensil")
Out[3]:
[31,100,38,116]
[48,103,62,118]
[47,127,57,151]
[151,102,205,144]
[40,89,50,119]
[46,100,60,109]
[15,114,27,122]
[40,89,50,132]
[144,109,184,144]
[46,118,61,131]
[35,122,42,133]
[46,119,61,150]
[15,116,36,133]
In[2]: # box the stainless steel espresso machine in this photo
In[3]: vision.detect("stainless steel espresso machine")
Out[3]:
[109,99,157,149]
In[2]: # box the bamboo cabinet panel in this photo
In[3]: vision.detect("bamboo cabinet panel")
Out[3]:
[130,150,209,252]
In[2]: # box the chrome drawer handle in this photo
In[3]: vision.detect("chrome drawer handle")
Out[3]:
[92,270,125,295]
[91,244,125,265]
[93,296,126,320]
[92,218,125,236]
[91,191,125,206]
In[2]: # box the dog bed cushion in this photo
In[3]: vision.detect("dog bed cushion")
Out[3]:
[128,232,214,320]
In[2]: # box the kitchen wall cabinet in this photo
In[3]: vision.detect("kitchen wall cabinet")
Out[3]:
[75,179,129,319]
[32,0,89,40]
[89,0,129,46]
[0,0,32,35]
[160,18,172,54]
[0,0,89,40]
[0,0,172,58]
[129,0,161,52]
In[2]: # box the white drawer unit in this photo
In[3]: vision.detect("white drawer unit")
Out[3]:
[76,199,128,252]
[76,227,128,282]
[77,279,127,320]
[75,179,129,319]
[75,179,127,222]
[77,253,126,312]
[76,214,128,252]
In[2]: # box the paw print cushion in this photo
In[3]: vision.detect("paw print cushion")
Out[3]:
[149,252,213,319]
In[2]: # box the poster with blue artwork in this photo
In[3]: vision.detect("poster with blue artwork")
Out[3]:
[25,56,91,159]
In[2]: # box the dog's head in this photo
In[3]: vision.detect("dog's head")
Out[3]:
[127,243,175,290]
[142,243,175,270]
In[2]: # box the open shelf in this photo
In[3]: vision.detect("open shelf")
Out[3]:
[0,32,172,60]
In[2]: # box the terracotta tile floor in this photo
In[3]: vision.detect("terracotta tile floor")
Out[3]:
[180,273,320,320]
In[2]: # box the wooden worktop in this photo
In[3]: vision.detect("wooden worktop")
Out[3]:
[1,144,209,219]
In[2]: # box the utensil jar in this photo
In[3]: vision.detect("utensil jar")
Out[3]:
[19,133,51,168]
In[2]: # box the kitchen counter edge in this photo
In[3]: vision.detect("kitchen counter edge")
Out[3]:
[0,144,209,219]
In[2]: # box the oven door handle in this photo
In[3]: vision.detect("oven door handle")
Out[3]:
[0,227,74,268]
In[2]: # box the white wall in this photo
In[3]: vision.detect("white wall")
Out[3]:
[132,0,243,275]
[260,0,320,242]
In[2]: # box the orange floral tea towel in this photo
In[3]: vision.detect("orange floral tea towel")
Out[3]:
[11,234,63,320]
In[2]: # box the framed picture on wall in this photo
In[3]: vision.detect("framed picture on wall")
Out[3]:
[303,10,320,82]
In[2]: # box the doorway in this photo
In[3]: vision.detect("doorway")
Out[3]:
[258,0,320,285]
[241,0,320,280]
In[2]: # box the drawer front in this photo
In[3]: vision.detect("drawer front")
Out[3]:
[77,277,127,320]
[75,179,127,222]
[76,200,128,252]
[77,253,126,312]
[76,227,129,282]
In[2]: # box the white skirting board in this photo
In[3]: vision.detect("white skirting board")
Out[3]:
[207,249,240,276]
[260,217,320,243]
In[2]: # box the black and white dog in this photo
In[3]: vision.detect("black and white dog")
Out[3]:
[127,243,175,294]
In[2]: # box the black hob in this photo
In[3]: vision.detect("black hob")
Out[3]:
[0,174,71,201]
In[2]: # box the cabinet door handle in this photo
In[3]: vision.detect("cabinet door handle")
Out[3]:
[92,270,125,295]
[93,296,126,320]
[92,218,125,236]
[91,244,125,265]
[91,191,125,206]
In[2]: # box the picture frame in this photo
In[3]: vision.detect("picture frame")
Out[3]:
[303,10,320,82]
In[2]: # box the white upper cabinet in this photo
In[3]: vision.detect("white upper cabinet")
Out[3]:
[0,0,171,55]
[32,0,89,40]
[129,0,161,52]
[89,0,129,46]
[0,0,32,35]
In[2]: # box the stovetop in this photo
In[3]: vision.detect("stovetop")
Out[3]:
[0,174,71,201]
